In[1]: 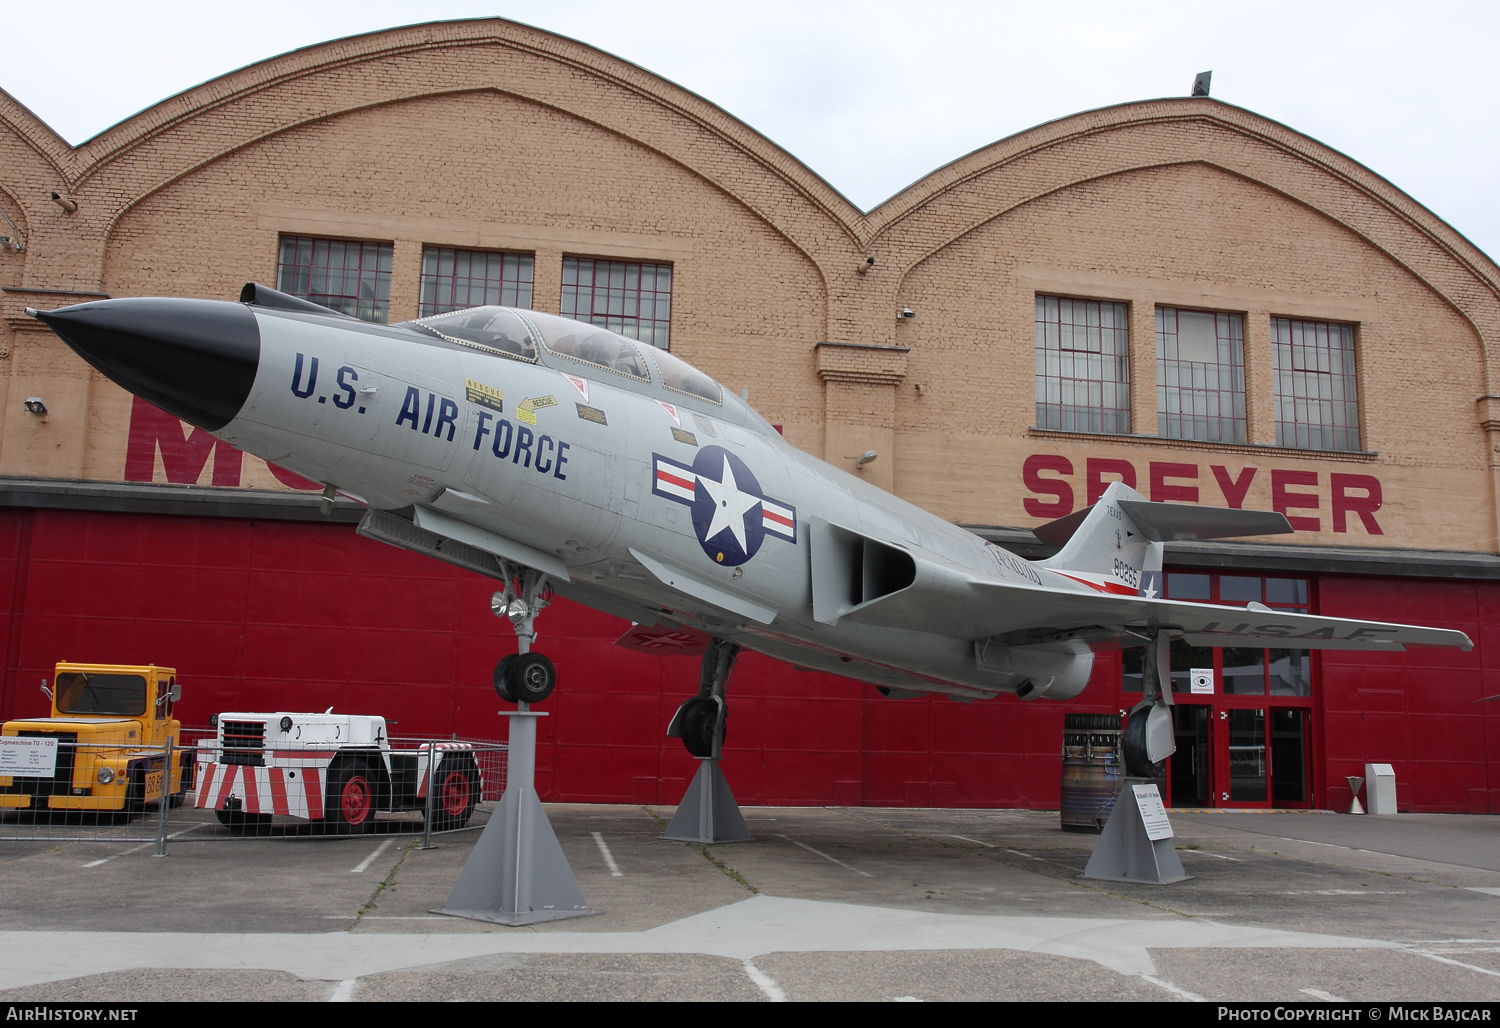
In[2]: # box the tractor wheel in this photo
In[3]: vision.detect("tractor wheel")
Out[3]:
[427,756,480,831]
[493,654,518,702]
[507,652,556,704]
[325,761,377,835]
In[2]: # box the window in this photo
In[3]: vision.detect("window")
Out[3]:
[1156,307,1246,443]
[1272,318,1360,451]
[419,247,534,317]
[529,310,652,380]
[1034,296,1131,434]
[1123,574,1310,697]
[561,258,672,349]
[277,236,392,322]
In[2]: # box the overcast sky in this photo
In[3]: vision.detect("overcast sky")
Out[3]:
[7,1,1498,260]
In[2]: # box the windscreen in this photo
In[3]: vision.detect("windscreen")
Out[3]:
[411,307,538,361]
[55,672,147,717]
[647,347,722,404]
[535,320,651,380]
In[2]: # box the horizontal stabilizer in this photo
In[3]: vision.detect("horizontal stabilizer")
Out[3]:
[1117,500,1293,542]
[1035,500,1292,546]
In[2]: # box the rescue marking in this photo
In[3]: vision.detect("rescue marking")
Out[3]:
[352,839,394,873]
[464,378,504,413]
[515,395,557,425]
[654,399,681,426]
[592,832,623,876]
[562,374,589,402]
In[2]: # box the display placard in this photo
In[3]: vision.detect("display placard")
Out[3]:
[1190,669,1214,694]
[0,736,58,778]
[1132,783,1174,841]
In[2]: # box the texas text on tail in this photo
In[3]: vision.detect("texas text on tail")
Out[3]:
[27,287,1471,777]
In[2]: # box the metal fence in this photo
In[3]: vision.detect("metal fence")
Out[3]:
[0,731,506,854]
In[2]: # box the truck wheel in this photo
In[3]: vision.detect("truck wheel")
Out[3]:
[428,757,480,831]
[325,762,377,835]
[507,652,556,704]
[493,654,518,702]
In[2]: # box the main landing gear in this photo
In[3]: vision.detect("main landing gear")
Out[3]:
[662,638,751,844]
[437,563,596,926]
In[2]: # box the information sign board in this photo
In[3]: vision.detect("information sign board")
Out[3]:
[0,736,58,778]
[1132,783,1174,841]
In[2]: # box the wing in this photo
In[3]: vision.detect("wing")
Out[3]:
[824,540,1471,652]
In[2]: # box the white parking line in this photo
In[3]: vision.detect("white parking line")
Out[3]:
[1005,849,1043,860]
[351,839,393,873]
[592,832,623,876]
[776,834,873,877]
[1411,950,1500,979]
[328,979,357,1002]
[81,826,200,867]
[1301,988,1346,1001]
[743,960,786,1001]
[1141,974,1205,1001]
[947,835,995,848]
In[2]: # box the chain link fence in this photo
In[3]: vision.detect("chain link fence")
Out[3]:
[0,730,506,853]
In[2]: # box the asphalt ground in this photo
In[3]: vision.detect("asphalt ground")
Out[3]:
[1,803,1499,1002]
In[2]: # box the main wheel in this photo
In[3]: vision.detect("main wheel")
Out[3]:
[678,697,723,758]
[325,761,377,834]
[493,654,518,702]
[507,652,556,704]
[427,756,480,831]
[1123,709,1165,778]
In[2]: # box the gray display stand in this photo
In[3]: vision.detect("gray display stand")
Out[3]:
[1082,777,1191,885]
[436,706,598,925]
[661,758,751,844]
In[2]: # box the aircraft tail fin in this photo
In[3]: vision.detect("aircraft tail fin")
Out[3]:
[1034,482,1293,596]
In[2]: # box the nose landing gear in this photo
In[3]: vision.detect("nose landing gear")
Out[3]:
[490,568,557,704]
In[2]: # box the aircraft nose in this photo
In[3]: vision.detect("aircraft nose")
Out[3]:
[32,297,260,431]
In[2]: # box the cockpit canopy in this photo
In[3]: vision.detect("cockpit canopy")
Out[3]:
[408,306,722,405]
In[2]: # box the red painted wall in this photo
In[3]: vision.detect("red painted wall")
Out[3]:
[0,508,1492,811]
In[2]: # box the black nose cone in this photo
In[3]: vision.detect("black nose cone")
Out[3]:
[34,297,260,431]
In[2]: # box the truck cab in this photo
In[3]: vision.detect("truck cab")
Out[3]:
[0,662,193,817]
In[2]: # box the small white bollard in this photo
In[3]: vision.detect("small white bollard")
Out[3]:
[1364,763,1398,815]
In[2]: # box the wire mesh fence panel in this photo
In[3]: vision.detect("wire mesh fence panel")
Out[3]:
[2,734,506,847]
[0,739,185,839]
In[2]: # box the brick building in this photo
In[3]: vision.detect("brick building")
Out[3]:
[1,19,1496,811]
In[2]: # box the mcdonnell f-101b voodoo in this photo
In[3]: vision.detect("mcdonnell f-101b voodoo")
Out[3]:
[29,288,1472,781]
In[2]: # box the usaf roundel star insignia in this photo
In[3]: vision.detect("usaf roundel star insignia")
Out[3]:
[652,445,796,566]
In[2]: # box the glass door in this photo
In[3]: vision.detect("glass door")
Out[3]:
[1167,705,1211,808]
[1222,707,1267,805]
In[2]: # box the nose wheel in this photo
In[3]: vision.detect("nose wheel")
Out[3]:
[493,652,556,704]
[491,565,557,705]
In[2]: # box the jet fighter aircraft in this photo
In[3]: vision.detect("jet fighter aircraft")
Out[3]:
[30,287,1472,776]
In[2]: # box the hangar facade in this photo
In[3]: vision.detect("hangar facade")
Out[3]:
[1,19,1497,812]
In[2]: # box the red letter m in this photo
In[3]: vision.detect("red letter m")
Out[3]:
[124,396,244,486]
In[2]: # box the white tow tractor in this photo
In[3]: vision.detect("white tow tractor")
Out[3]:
[195,711,481,833]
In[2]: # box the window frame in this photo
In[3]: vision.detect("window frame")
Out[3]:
[1270,316,1363,453]
[418,246,535,318]
[560,256,673,350]
[1155,305,1248,444]
[275,235,393,323]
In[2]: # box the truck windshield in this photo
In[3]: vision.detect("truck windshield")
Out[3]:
[55,673,147,716]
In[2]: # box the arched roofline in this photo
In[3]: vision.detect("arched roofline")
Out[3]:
[867,97,1500,299]
[17,18,866,244]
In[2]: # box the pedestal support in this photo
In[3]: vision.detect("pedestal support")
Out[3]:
[661,758,751,843]
[1082,777,1191,885]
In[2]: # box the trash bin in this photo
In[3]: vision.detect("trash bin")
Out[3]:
[1365,763,1398,814]
[1060,713,1124,833]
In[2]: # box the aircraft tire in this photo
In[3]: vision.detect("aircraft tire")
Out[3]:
[493,655,518,702]
[1122,711,1164,778]
[508,653,556,704]
[678,697,723,758]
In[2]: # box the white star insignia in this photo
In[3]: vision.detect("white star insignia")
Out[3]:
[698,455,762,554]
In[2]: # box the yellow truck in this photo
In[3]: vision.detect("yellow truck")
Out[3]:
[0,662,194,819]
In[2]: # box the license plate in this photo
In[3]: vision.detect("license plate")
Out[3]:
[146,770,163,798]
